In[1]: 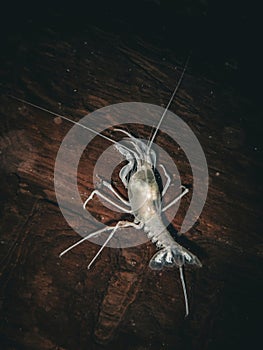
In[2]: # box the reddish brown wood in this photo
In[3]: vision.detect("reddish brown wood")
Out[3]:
[0,19,261,350]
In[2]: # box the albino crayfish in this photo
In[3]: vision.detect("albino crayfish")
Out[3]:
[9,57,202,316]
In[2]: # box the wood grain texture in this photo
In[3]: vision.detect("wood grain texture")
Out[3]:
[0,5,262,350]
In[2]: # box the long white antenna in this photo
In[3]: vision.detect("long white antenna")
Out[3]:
[7,94,132,153]
[179,266,189,317]
[147,55,190,154]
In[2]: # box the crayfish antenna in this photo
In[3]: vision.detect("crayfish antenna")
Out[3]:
[7,95,133,153]
[147,54,191,154]
[179,265,189,317]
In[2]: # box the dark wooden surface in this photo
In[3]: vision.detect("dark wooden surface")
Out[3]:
[0,2,262,349]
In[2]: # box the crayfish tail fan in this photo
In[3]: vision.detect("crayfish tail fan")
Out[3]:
[149,246,202,270]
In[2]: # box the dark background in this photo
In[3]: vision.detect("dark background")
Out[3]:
[0,1,262,350]
[1,0,260,93]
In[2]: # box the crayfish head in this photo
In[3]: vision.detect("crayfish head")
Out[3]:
[128,163,161,221]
